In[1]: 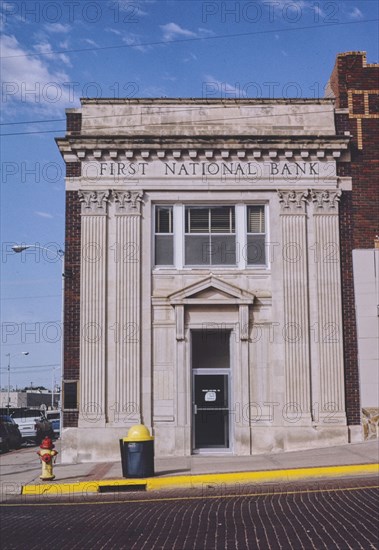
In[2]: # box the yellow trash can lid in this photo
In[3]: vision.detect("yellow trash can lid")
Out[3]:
[123,424,154,442]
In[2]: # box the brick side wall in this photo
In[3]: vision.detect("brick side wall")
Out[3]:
[66,112,82,134]
[63,411,79,428]
[63,191,81,428]
[66,162,81,178]
[338,191,360,425]
[332,52,379,426]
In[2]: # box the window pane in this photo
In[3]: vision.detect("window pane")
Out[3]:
[247,206,265,233]
[211,235,236,265]
[211,207,235,233]
[185,235,210,264]
[192,330,230,369]
[246,235,266,265]
[156,206,172,233]
[185,208,209,233]
[63,382,77,410]
[155,235,174,265]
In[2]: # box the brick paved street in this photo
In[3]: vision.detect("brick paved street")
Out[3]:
[1,477,378,549]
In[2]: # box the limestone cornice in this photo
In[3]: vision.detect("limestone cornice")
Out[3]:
[56,135,350,163]
[81,98,335,106]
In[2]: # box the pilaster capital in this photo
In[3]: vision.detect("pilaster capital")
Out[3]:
[311,189,341,212]
[277,189,309,213]
[78,189,110,214]
[113,190,144,214]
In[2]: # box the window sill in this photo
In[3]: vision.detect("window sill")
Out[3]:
[152,267,271,274]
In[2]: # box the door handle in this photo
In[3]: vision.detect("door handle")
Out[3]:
[194,404,198,414]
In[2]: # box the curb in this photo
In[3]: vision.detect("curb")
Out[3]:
[21,463,379,496]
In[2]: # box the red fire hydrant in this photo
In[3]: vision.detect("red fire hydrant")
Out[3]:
[37,437,58,481]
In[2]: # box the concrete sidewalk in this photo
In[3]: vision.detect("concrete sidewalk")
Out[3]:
[1,439,378,499]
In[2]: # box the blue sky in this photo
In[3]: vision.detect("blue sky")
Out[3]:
[0,0,378,390]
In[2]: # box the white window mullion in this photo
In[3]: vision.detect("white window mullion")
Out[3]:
[235,204,246,269]
[265,203,270,270]
[174,204,184,269]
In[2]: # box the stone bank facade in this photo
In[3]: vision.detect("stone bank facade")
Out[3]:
[57,52,379,463]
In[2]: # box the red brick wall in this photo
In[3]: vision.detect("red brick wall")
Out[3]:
[66,112,82,135]
[63,191,81,427]
[66,162,81,178]
[332,52,379,426]
[63,112,83,428]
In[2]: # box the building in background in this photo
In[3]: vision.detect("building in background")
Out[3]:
[0,390,59,410]
[326,52,379,440]
[57,51,378,463]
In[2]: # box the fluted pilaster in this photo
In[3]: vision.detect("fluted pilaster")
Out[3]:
[312,190,346,422]
[278,190,311,421]
[113,191,143,423]
[78,190,109,425]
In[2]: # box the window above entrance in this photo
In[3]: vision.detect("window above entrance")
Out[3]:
[185,206,236,266]
[154,204,268,270]
[155,206,174,266]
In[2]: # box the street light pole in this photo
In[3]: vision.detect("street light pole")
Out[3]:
[12,244,64,425]
[5,352,29,415]
[6,354,10,414]
[51,366,59,408]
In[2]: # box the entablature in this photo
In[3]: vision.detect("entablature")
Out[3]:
[56,135,351,163]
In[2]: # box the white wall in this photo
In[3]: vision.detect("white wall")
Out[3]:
[353,249,379,408]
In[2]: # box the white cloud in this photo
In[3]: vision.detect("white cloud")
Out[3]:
[107,0,150,17]
[44,23,70,33]
[160,22,197,41]
[141,85,167,97]
[313,4,325,18]
[183,52,198,63]
[197,28,215,36]
[260,0,306,8]
[162,73,177,82]
[203,75,246,98]
[349,7,363,19]
[122,33,151,52]
[83,38,99,47]
[59,39,70,49]
[1,34,73,114]
[33,42,71,66]
[0,1,24,28]
[106,28,122,36]
[34,211,54,219]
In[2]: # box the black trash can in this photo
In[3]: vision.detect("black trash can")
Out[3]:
[120,424,154,478]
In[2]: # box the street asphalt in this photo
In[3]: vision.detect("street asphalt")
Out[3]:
[1,476,378,549]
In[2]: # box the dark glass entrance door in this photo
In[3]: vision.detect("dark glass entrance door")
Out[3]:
[193,373,230,449]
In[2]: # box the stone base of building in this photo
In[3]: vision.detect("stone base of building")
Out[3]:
[61,426,351,464]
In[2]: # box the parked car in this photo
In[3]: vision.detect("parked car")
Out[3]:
[0,415,22,451]
[0,423,9,453]
[46,411,60,438]
[10,409,54,445]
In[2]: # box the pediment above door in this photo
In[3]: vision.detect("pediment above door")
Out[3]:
[168,275,255,305]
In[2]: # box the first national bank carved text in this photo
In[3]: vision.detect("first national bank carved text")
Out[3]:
[89,160,326,179]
